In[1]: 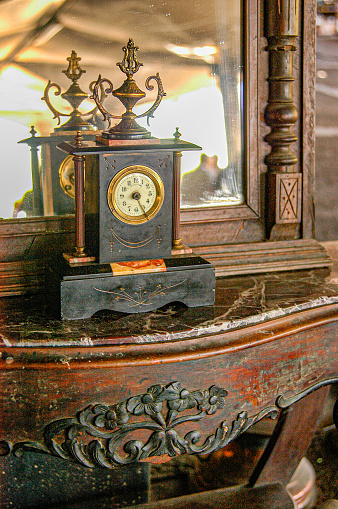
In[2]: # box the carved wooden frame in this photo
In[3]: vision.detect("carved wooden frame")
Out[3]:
[0,0,331,296]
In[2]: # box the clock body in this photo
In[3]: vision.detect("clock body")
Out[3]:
[85,150,173,264]
[54,137,215,320]
[49,41,215,319]
[19,131,97,217]
[41,133,97,216]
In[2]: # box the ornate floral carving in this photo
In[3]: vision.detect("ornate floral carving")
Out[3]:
[11,382,278,468]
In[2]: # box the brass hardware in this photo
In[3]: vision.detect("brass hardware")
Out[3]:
[63,50,85,82]
[92,39,166,140]
[42,50,101,132]
[74,130,83,147]
[107,165,165,224]
[173,127,181,141]
[110,225,162,249]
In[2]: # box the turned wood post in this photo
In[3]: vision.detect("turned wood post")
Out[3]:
[73,132,86,257]
[264,0,302,240]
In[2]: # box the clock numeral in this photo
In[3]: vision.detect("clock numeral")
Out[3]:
[148,191,153,197]
[146,199,150,204]
[122,187,127,192]
[120,194,125,199]
[134,207,139,213]
[122,201,127,206]
[127,180,132,187]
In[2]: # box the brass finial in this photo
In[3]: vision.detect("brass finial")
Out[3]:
[30,125,37,137]
[92,39,166,140]
[173,127,181,141]
[117,39,143,79]
[75,131,83,147]
[62,50,86,83]
[42,51,97,132]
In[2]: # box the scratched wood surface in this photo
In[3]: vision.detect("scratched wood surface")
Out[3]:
[0,267,336,509]
[0,267,337,450]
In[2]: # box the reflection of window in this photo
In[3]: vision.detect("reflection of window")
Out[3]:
[138,76,244,208]
[0,118,32,219]
[0,0,243,217]
[134,0,244,209]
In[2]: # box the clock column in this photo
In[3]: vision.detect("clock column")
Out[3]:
[73,132,86,258]
[172,149,183,250]
[172,128,192,254]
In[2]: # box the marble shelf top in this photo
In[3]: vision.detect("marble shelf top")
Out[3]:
[0,268,338,348]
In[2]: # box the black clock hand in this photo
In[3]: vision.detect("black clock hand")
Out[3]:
[132,191,149,220]
[137,199,149,220]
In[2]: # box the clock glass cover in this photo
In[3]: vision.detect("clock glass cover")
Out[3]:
[107,165,164,224]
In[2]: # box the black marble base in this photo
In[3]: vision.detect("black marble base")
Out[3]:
[51,256,215,320]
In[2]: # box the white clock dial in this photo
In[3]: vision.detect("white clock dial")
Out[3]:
[107,165,164,224]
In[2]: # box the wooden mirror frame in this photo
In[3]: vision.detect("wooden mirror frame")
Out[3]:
[0,0,330,297]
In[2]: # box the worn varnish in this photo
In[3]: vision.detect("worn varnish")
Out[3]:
[0,269,337,484]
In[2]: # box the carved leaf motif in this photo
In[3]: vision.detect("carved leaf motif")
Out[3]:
[141,428,188,459]
[11,382,278,468]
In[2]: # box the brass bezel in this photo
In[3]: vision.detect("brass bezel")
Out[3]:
[107,165,164,224]
[59,155,75,199]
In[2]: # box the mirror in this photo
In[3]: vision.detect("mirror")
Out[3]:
[0,0,243,219]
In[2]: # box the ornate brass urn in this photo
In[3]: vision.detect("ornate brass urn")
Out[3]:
[42,50,98,132]
[92,39,166,139]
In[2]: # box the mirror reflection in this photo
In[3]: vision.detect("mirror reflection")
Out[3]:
[0,0,243,219]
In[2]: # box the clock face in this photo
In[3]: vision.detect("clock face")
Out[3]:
[107,165,164,224]
[59,155,75,199]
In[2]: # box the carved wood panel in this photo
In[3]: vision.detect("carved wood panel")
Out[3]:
[264,0,301,240]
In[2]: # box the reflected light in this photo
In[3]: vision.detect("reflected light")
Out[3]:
[20,0,63,21]
[136,80,228,176]
[0,64,94,218]
[0,0,63,35]
[193,46,218,57]
[0,64,50,112]
[166,44,218,59]
[17,211,28,218]
[32,22,63,46]
[317,70,328,79]
[0,40,21,61]
[0,64,94,131]
[169,45,190,56]
[0,118,33,219]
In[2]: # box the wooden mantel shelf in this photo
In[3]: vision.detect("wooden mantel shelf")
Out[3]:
[0,261,337,508]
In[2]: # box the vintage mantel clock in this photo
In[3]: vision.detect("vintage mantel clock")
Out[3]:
[19,51,101,216]
[55,39,215,320]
